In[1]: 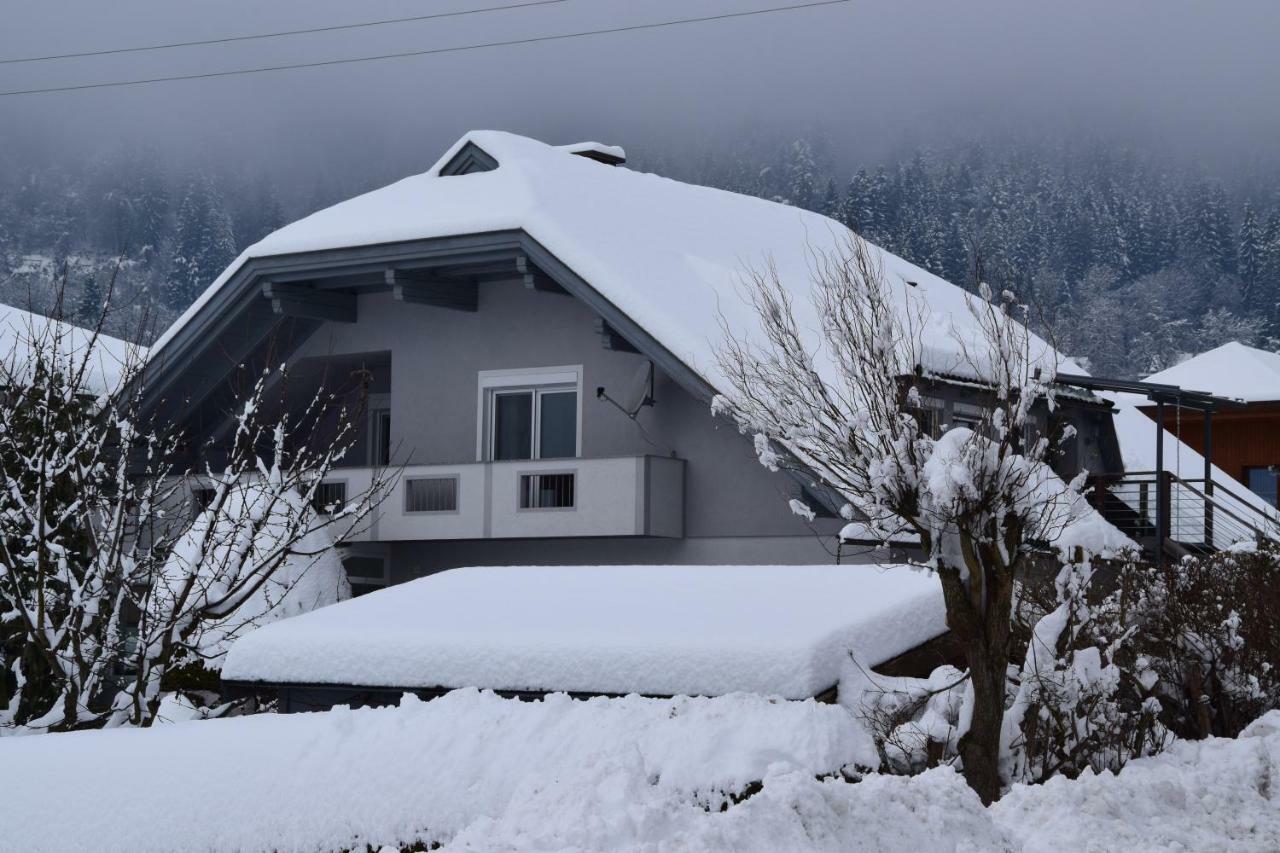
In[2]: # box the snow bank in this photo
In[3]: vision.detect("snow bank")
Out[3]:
[991,717,1280,852]
[0,689,873,853]
[222,563,947,699]
[149,131,1078,394]
[6,698,1276,852]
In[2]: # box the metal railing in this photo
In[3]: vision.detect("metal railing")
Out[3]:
[1089,470,1280,558]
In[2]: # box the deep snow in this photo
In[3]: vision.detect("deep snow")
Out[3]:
[222,563,947,698]
[2,695,1276,853]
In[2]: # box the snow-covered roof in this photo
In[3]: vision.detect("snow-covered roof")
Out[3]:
[222,563,947,699]
[1144,341,1280,403]
[151,131,1077,393]
[0,302,144,395]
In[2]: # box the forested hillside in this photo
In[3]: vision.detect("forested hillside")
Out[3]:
[2,133,1277,377]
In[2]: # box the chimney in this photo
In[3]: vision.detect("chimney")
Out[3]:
[562,141,626,166]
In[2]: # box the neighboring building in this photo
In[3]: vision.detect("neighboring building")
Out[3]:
[0,302,143,395]
[137,131,1119,591]
[1141,342,1280,507]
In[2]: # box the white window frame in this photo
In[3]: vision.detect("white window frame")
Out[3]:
[476,366,583,462]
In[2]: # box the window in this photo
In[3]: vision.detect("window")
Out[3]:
[950,402,985,431]
[520,472,575,509]
[1246,466,1279,508]
[479,367,581,461]
[191,487,215,512]
[907,394,945,439]
[343,555,388,597]
[312,480,347,514]
[405,476,458,512]
[370,408,391,467]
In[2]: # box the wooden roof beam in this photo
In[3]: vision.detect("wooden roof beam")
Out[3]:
[261,281,356,323]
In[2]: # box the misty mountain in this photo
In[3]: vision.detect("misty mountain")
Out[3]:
[1,132,1277,377]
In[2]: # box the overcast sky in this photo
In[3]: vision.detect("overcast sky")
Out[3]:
[2,0,1278,186]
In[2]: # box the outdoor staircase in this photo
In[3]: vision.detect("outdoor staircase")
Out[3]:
[1089,470,1280,562]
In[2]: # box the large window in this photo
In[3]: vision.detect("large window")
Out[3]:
[479,367,581,462]
[1245,466,1279,508]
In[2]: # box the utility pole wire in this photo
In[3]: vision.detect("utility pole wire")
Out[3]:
[0,0,569,65]
[0,1,851,98]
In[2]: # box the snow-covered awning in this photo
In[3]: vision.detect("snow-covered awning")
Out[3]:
[222,563,948,700]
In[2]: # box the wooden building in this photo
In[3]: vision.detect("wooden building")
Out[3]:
[1142,342,1280,508]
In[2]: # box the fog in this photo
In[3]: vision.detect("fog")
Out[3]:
[2,0,1278,187]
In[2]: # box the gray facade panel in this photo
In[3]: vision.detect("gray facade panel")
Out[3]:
[291,283,821,541]
[384,533,876,583]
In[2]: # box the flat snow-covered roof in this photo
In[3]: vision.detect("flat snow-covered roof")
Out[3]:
[151,131,1078,394]
[222,563,947,699]
[1144,341,1280,403]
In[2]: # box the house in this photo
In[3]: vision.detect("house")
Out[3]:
[1140,342,1280,508]
[137,131,1123,593]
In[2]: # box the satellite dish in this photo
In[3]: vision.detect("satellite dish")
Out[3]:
[596,360,654,418]
[620,360,654,413]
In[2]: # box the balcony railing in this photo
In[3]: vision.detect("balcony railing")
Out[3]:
[327,455,684,542]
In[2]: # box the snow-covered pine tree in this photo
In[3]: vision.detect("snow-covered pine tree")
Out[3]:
[168,174,237,309]
[1238,202,1265,304]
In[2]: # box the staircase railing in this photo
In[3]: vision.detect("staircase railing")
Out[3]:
[1088,471,1280,557]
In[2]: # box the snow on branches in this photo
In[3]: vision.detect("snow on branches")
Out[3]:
[0,270,392,732]
[713,234,1124,803]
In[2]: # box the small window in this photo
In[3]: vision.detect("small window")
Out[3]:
[950,402,985,431]
[370,408,391,467]
[405,476,458,513]
[191,487,216,512]
[312,481,347,514]
[1246,467,1279,508]
[907,394,945,439]
[343,555,388,597]
[520,472,575,509]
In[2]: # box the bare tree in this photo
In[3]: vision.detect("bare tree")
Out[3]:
[0,267,393,731]
[713,235,1095,803]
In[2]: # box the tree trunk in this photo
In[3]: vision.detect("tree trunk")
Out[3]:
[959,636,1009,805]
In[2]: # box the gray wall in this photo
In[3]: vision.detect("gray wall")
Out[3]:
[291,282,834,549]
[385,535,890,584]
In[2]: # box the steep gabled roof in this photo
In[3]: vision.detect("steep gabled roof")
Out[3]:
[1144,341,1280,404]
[149,131,1077,397]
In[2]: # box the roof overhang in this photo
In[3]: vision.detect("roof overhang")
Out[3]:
[136,230,846,514]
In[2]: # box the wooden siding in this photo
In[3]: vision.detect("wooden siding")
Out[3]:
[1140,402,1280,501]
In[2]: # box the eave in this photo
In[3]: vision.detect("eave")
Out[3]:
[135,229,846,515]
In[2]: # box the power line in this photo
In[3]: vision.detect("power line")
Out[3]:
[0,1,851,98]
[0,0,568,65]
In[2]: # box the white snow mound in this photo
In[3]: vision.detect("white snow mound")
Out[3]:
[222,563,947,699]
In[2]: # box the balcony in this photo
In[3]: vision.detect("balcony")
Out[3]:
[328,455,684,542]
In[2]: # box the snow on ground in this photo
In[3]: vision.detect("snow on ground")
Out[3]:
[222,563,947,698]
[0,689,873,853]
[149,131,1076,393]
[3,696,1277,853]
